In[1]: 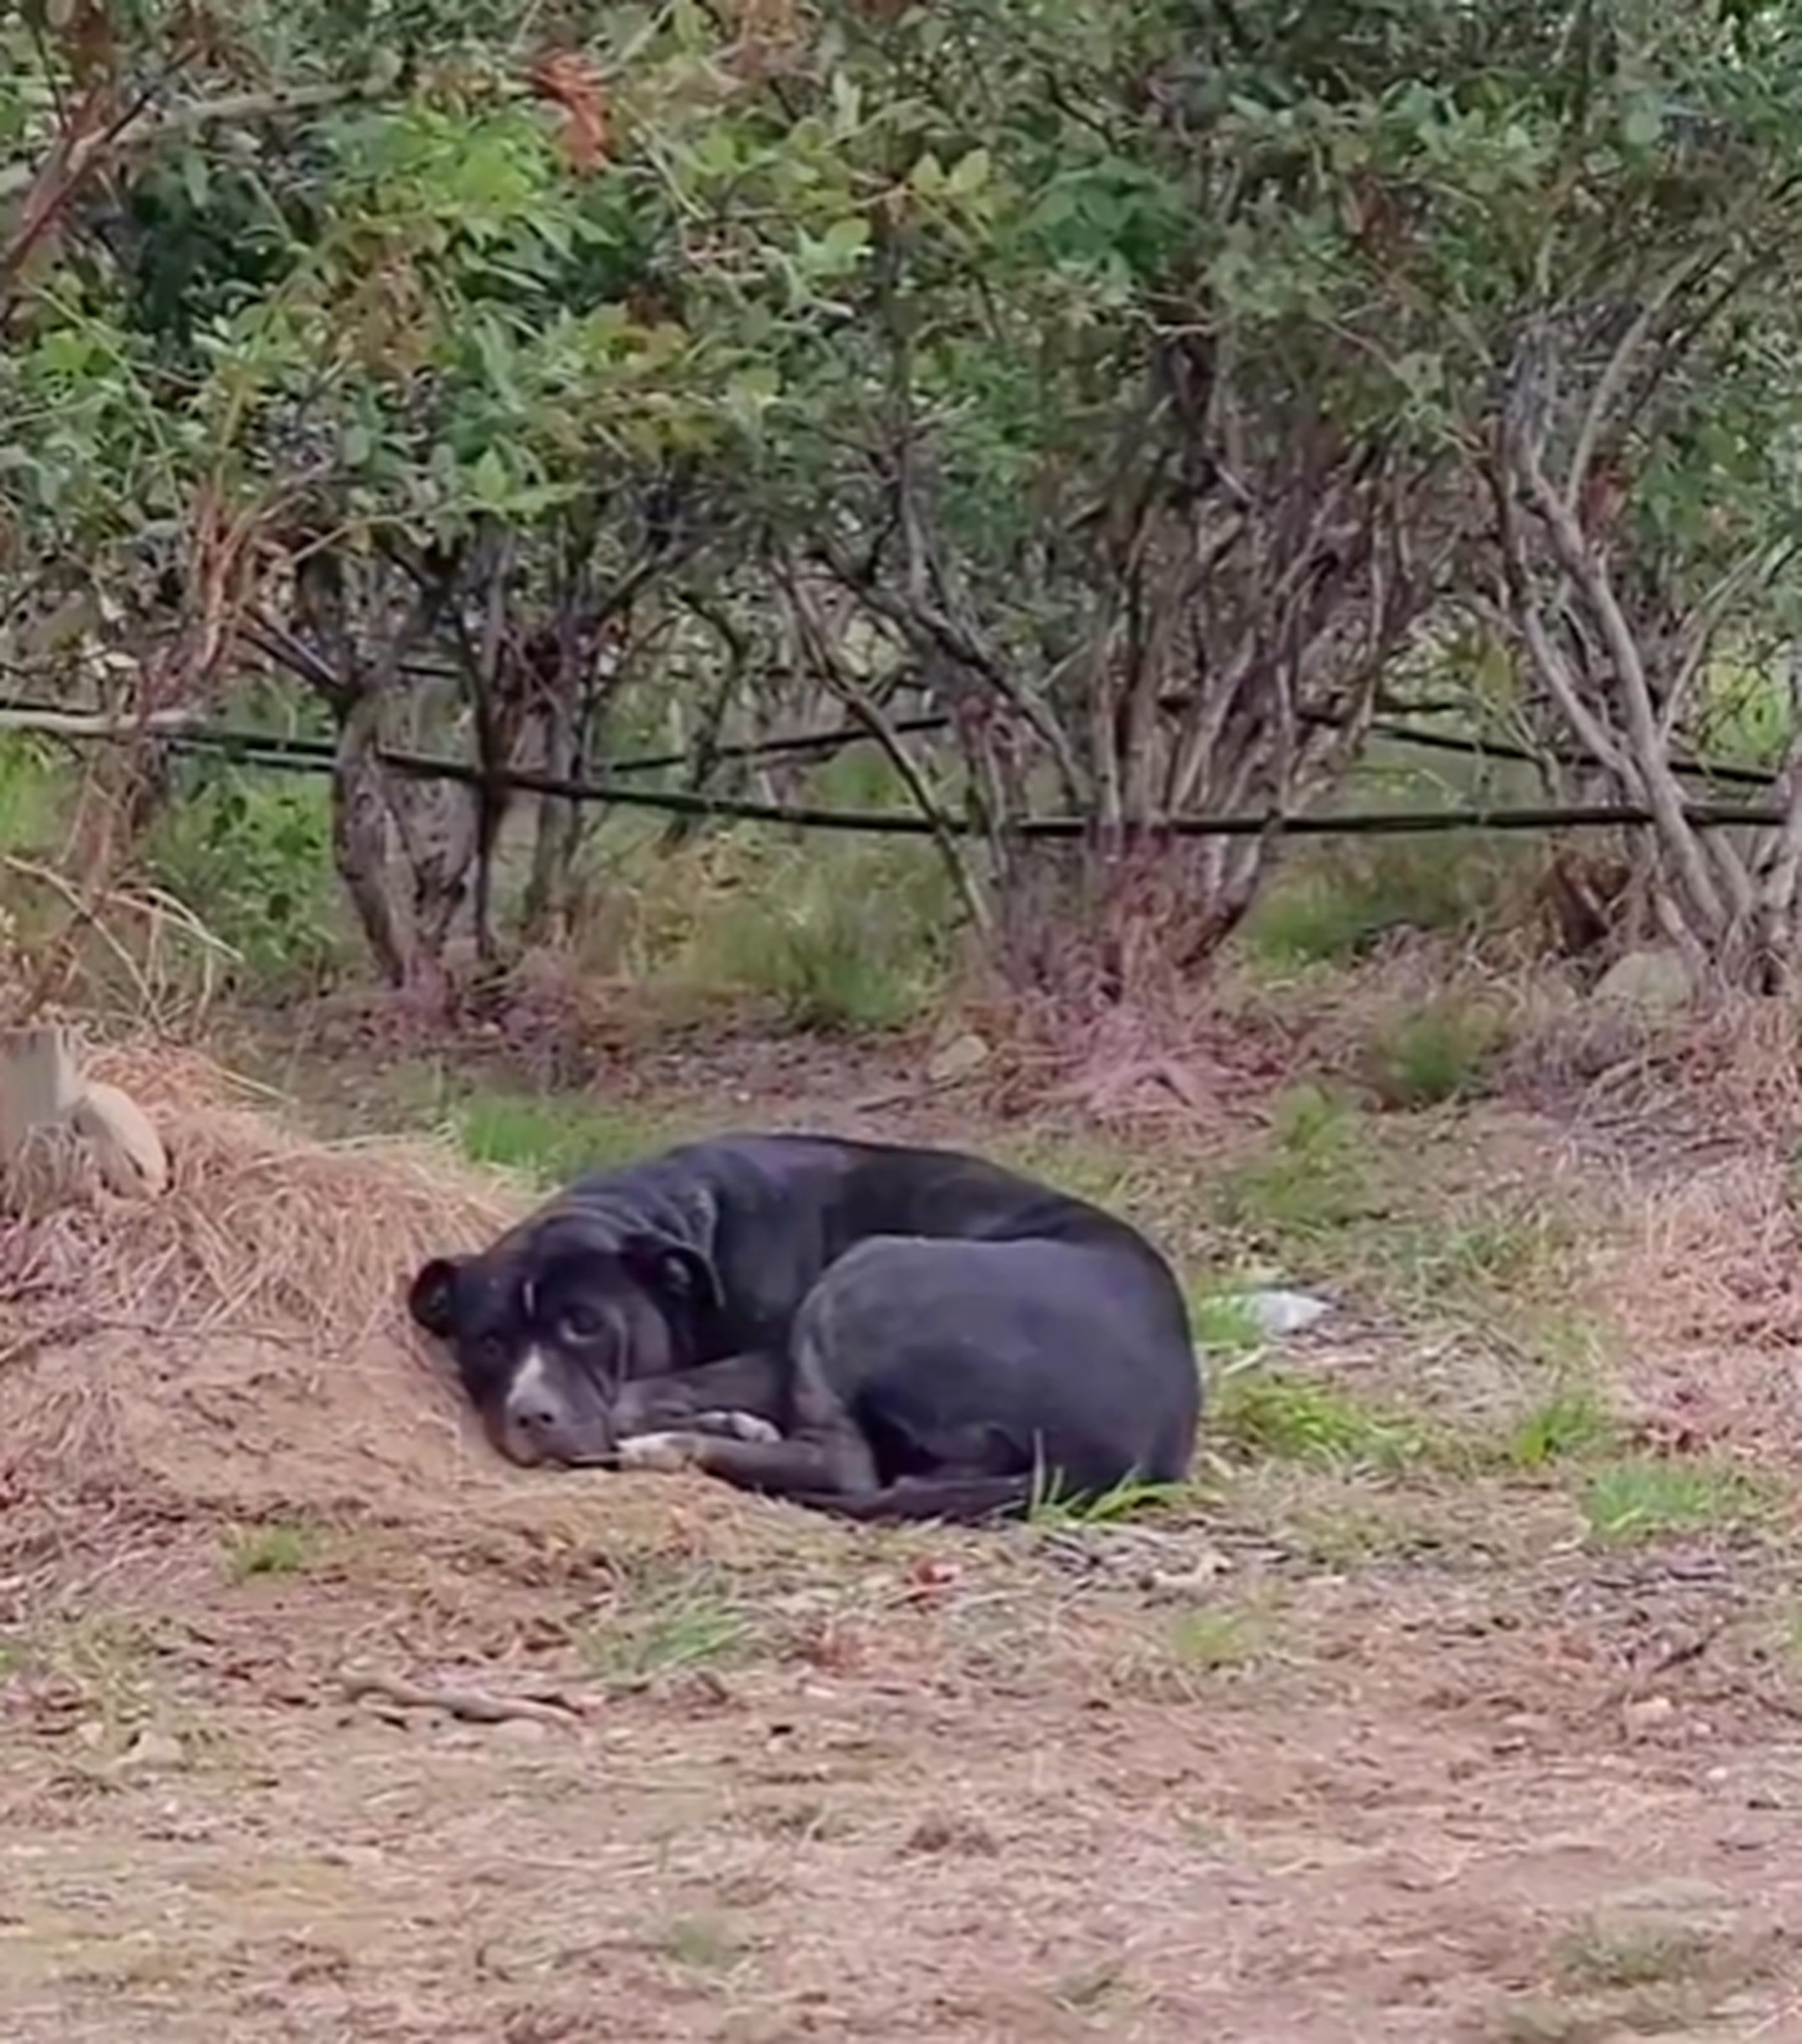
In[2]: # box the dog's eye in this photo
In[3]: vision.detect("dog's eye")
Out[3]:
[558,1304,604,1341]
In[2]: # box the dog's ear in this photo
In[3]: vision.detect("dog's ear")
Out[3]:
[620,1235,721,1311]
[407,1255,466,1339]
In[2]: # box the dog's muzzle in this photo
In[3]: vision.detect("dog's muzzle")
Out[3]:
[493,1351,616,1468]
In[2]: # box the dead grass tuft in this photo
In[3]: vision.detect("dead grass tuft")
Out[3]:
[957,977,1299,1138]
[1506,990,1802,1154]
[1590,1146,1802,1463]
[0,1036,530,1547]
[6,1037,520,1351]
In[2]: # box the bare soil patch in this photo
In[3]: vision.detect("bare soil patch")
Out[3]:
[5,1029,1802,2042]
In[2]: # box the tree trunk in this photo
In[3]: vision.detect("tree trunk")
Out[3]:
[989,830,1268,1006]
[329,693,412,990]
[522,696,582,945]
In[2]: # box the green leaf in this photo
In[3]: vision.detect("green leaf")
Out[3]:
[909,152,946,197]
[1622,100,1665,149]
[830,70,862,138]
[815,214,871,271]
[179,149,210,211]
[946,147,992,198]
[466,445,512,505]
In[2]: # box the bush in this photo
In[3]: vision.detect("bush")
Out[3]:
[146,771,346,995]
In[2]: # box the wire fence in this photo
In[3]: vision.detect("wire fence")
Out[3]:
[0,689,1787,839]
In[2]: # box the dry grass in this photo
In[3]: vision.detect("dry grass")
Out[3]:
[1585,1145,1802,1471]
[7,1001,1802,2041]
[1504,986,1802,1152]
[0,1036,529,1547]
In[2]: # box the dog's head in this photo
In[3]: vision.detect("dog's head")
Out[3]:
[405,1213,721,1467]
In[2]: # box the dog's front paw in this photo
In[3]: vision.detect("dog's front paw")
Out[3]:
[614,1431,707,1475]
[688,1408,780,1444]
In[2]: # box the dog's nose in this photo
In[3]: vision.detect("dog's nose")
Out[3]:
[509,1395,552,1436]
[507,1384,563,1439]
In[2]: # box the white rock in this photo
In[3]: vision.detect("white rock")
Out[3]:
[1593,948,1693,1012]
[1227,1288,1335,1338]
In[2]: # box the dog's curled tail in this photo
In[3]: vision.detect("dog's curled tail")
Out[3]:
[789,1474,1037,1526]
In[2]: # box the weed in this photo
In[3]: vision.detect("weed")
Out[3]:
[1168,1608,1264,1671]
[1579,1457,1777,1546]
[1552,1919,1718,1995]
[0,734,64,857]
[1285,1492,1461,1566]
[652,1913,751,1974]
[1212,1365,1434,1470]
[1362,997,1506,1109]
[1027,1467,1192,1527]
[1389,1205,1574,1305]
[1214,1084,1376,1248]
[994,1132,1157,1225]
[147,770,343,994]
[582,1569,756,1692]
[1502,1383,1620,1470]
[1242,841,1498,966]
[449,1089,676,1183]
[1493,1906,1761,2040]
[223,1522,322,1581]
[670,833,953,1035]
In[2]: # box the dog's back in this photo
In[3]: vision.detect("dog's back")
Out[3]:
[544,1130,1185,1347]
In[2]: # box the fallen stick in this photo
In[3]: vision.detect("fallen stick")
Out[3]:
[337,1664,588,1729]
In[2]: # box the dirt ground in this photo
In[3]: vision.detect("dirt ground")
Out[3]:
[7,1017,1802,2043]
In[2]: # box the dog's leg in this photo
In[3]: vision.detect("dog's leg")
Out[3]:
[610,1352,788,1444]
[684,1410,782,1444]
[614,1334,878,1496]
[612,1421,873,1490]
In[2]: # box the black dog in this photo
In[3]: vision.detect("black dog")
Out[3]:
[406,1131,1202,1524]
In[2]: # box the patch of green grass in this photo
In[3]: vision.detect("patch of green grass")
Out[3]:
[0,734,64,856]
[222,1521,322,1581]
[1111,1600,1283,1702]
[37,1615,158,1751]
[652,1913,752,1975]
[1241,834,1515,968]
[671,835,954,1036]
[1187,1291,1269,1358]
[1579,1456,1779,1547]
[1492,1890,1774,2041]
[449,1089,677,1184]
[1502,1383,1622,1471]
[1211,1365,1438,1471]
[1552,1919,1719,1995]
[1424,1209,1572,1293]
[581,1569,758,1692]
[1362,997,1507,1110]
[1168,1609,1264,1671]
[146,770,346,994]
[1379,1203,1578,1319]
[1214,1084,1377,1249]
[1026,1470,1193,1527]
